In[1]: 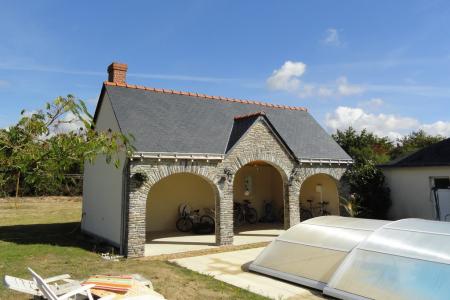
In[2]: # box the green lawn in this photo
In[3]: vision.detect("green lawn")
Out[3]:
[0,197,268,300]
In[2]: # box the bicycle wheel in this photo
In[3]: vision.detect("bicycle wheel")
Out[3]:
[200,215,215,226]
[300,209,313,221]
[246,208,258,224]
[176,217,193,232]
[321,210,331,216]
[234,209,244,227]
[200,215,215,233]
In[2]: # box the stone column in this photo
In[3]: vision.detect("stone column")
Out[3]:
[217,183,234,245]
[125,178,147,258]
[287,181,301,227]
[215,171,234,246]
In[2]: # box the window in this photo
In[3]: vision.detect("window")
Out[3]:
[433,177,450,189]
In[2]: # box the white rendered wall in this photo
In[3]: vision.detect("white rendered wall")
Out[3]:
[81,94,125,246]
[383,166,450,220]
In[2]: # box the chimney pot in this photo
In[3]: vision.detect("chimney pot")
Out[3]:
[107,62,128,84]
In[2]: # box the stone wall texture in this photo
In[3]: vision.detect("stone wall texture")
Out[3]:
[124,118,349,257]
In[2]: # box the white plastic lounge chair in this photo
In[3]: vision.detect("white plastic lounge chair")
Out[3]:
[28,268,114,300]
[4,273,79,297]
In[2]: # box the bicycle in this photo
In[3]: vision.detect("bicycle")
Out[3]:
[234,199,258,226]
[203,207,216,222]
[318,201,330,216]
[176,204,215,233]
[300,200,314,221]
[300,199,330,221]
[260,200,277,223]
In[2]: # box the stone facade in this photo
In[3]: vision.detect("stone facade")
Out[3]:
[124,118,349,257]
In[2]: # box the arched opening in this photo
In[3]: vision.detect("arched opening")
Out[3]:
[145,172,218,255]
[299,173,340,220]
[233,160,285,235]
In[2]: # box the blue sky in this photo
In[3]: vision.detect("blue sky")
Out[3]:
[1,0,450,138]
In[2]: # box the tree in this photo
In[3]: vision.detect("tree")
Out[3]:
[333,127,392,218]
[332,127,393,165]
[0,95,134,197]
[344,162,391,218]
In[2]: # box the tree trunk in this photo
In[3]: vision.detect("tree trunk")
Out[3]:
[15,171,20,198]
[14,171,20,208]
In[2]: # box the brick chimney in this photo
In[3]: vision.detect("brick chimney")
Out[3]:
[107,62,128,84]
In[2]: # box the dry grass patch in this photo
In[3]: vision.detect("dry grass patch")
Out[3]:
[0,197,268,300]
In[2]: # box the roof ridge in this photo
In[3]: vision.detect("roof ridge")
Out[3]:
[104,81,307,111]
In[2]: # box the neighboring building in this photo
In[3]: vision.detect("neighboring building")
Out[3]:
[380,138,450,220]
[82,62,352,257]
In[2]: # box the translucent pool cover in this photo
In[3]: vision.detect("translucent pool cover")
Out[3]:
[249,216,450,300]
[249,216,389,289]
[324,218,450,300]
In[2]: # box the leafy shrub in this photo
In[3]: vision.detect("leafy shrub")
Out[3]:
[333,128,392,219]
[0,95,134,197]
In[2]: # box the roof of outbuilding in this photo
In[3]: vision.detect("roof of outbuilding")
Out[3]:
[98,82,352,161]
[380,138,450,168]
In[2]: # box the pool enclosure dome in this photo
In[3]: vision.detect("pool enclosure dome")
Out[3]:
[249,216,450,300]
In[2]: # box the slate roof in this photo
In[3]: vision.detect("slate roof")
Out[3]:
[97,82,352,161]
[380,138,450,168]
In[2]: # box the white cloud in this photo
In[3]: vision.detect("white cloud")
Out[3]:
[267,61,364,98]
[50,111,85,135]
[323,28,341,46]
[22,110,38,118]
[295,77,364,98]
[267,61,306,92]
[325,106,450,139]
[16,110,85,138]
[420,121,450,137]
[336,76,364,96]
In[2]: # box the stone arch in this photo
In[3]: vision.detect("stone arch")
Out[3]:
[296,166,346,184]
[298,169,346,219]
[126,160,221,257]
[137,161,219,195]
[225,151,297,231]
[231,159,289,232]
[285,165,348,224]
[146,172,219,232]
[227,153,291,182]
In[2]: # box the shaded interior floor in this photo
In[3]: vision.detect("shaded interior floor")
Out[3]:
[145,223,283,256]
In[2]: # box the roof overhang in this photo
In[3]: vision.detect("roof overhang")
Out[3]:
[299,158,353,166]
[131,152,353,166]
[131,152,225,162]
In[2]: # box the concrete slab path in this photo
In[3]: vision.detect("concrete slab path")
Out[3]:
[171,247,325,300]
